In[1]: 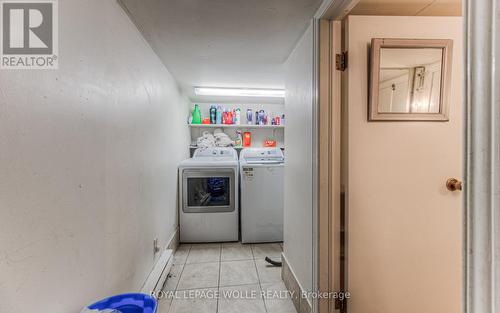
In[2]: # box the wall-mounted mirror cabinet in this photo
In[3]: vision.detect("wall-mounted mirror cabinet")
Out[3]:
[369,38,453,121]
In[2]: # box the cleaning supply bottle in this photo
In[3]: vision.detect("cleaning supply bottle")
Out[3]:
[191,104,202,124]
[235,108,241,125]
[209,105,217,124]
[216,106,222,124]
[246,109,253,124]
[235,130,243,147]
[243,132,252,147]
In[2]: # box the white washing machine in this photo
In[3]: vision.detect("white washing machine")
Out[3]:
[178,147,239,242]
[239,148,284,243]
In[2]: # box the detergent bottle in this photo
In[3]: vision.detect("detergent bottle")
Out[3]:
[191,104,202,124]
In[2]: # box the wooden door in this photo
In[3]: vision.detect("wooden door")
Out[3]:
[344,16,463,313]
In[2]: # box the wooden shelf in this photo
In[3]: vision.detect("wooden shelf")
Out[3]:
[189,124,284,129]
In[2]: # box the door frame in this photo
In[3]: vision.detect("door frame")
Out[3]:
[313,1,496,313]
[316,18,343,313]
[314,2,357,313]
[464,1,500,312]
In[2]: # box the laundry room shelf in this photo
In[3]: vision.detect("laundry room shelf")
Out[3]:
[189,124,284,129]
[189,145,285,150]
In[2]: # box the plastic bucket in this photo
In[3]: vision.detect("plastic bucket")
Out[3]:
[87,293,157,313]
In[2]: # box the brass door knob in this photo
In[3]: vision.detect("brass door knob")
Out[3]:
[446,178,462,191]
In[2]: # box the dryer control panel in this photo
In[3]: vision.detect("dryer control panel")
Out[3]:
[193,147,238,159]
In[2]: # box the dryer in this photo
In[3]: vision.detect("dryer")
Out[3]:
[178,147,239,242]
[239,148,284,243]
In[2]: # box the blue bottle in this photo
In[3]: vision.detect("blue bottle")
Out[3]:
[259,110,265,125]
[210,106,217,124]
[246,109,253,125]
[216,106,222,124]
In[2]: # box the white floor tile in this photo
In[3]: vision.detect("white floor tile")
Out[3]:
[156,297,172,313]
[251,243,283,259]
[265,297,297,313]
[186,244,221,264]
[220,260,259,287]
[255,259,282,284]
[221,243,253,261]
[261,282,297,313]
[163,263,184,291]
[173,245,191,265]
[177,262,219,290]
[168,288,218,313]
[218,284,266,313]
[167,241,293,313]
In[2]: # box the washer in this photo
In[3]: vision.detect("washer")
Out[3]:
[239,147,284,243]
[178,147,239,242]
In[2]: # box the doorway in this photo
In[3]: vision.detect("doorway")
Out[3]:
[316,2,464,313]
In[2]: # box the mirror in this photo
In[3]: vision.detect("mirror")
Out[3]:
[369,39,453,121]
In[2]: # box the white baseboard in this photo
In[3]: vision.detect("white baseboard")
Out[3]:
[281,253,312,313]
[167,227,180,251]
[141,248,173,294]
[141,228,179,294]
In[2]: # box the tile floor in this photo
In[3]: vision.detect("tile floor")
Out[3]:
[158,242,297,313]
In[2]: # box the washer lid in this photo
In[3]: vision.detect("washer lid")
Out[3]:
[240,147,284,164]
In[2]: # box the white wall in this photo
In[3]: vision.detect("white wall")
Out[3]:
[283,23,314,292]
[0,1,190,312]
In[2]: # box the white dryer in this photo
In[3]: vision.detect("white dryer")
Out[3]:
[178,147,239,242]
[239,148,284,243]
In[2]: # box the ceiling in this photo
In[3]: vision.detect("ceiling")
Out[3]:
[119,0,323,103]
[350,0,462,16]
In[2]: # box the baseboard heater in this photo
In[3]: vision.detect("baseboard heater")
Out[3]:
[141,248,173,295]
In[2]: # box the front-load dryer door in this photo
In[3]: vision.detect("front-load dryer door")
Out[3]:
[182,168,235,213]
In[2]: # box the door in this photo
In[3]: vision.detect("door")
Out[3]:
[344,16,463,313]
[182,168,235,213]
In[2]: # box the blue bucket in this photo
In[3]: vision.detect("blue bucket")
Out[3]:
[87,293,157,313]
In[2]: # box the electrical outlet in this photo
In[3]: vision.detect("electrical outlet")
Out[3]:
[153,238,160,255]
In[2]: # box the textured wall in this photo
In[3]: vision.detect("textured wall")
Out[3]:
[0,1,190,312]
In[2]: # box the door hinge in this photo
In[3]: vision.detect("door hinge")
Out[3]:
[336,51,348,71]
